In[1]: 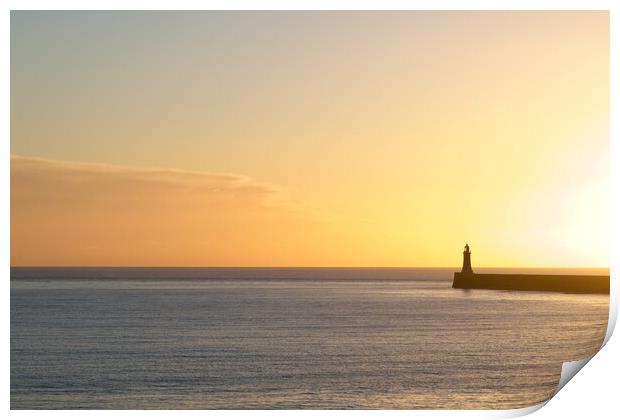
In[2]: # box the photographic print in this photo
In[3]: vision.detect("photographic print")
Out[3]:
[10,10,610,410]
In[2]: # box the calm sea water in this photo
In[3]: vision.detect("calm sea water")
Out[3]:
[11,268,609,409]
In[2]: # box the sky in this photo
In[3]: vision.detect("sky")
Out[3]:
[10,11,609,267]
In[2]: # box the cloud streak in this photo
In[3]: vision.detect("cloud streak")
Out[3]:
[11,155,334,266]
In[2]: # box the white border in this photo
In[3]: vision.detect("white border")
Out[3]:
[4,1,618,419]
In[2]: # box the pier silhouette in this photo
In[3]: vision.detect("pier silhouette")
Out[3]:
[452,244,609,294]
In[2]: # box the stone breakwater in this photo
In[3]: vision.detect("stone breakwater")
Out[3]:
[453,272,609,294]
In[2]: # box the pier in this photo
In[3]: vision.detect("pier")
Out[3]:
[452,244,609,294]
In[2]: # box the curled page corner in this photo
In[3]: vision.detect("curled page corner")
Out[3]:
[493,355,598,419]
[555,355,595,395]
[506,279,615,416]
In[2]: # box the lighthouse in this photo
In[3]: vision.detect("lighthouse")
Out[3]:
[461,243,473,274]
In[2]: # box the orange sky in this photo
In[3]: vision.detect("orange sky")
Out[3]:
[10,11,609,267]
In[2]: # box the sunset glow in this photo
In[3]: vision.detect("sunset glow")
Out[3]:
[11,11,609,267]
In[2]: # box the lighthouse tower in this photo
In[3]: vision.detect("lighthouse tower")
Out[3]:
[461,243,473,274]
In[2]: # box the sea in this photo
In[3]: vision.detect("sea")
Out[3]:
[10,267,609,409]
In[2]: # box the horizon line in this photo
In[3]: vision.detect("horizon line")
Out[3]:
[9,265,611,270]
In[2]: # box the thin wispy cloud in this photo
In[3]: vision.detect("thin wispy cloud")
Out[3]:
[11,156,318,266]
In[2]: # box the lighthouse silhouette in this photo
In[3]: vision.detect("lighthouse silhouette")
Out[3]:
[461,243,473,274]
